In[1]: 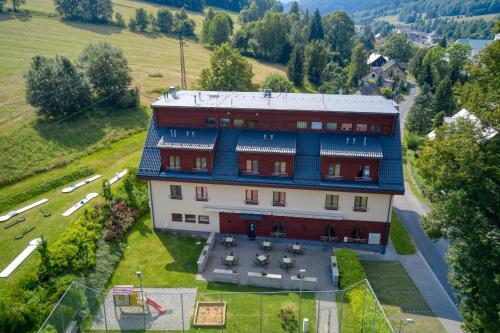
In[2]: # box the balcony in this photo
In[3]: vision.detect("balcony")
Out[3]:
[271,172,289,177]
[353,206,368,212]
[169,194,183,200]
[193,167,209,173]
[245,199,259,205]
[166,166,181,171]
[324,205,339,211]
[242,170,260,176]
[355,176,372,181]
[272,201,286,207]
[195,195,209,202]
[325,175,343,180]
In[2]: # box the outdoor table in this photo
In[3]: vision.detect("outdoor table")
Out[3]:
[292,244,301,251]
[282,257,292,264]
[260,241,272,250]
[224,237,234,246]
[257,255,267,262]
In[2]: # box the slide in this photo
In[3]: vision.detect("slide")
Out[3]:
[0,199,48,222]
[0,238,42,278]
[108,169,128,186]
[146,297,166,314]
[62,175,102,193]
[62,193,99,217]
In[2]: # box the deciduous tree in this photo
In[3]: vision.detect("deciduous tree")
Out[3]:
[347,43,368,87]
[319,61,348,94]
[197,43,255,91]
[156,8,173,33]
[322,11,355,61]
[380,33,415,63]
[260,73,293,92]
[305,40,331,85]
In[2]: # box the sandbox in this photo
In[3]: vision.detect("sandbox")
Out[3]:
[193,302,226,327]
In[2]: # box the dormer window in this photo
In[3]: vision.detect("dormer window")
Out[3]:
[371,124,382,133]
[169,156,181,170]
[356,123,368,132]
[205,117,216,126]
[297,121,307,129]
[273,161,287,176]
[327,163,341,179]
[356,165,371,180]
[341,123,352,131]
[195,157,207,171]
[220,118,230,127]
[327,122,337,131]
[245,160,259,175]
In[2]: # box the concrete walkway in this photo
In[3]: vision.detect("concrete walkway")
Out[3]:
[315,292,339,333]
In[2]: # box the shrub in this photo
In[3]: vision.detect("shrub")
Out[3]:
[0,167,94,212]
[261,73,293,92]
[335,248,367,289]
[103,201,136,241]
[406,131,425,151]
[80,239,123,290]
[113,167,149,214]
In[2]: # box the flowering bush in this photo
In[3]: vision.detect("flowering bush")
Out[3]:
[103,201,136,241]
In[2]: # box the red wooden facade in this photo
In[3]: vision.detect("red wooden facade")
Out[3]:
[238,153,294,177]
[160,149,214,172]
[154,107,395,136]
[320,157,380,181]
[219,212,389,245]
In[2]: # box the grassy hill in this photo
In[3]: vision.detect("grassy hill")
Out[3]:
[0,2,284,185]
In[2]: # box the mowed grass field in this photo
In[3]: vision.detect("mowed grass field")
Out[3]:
[0,2,284,184]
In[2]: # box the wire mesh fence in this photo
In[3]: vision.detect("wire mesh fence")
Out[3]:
[38,280,394,333]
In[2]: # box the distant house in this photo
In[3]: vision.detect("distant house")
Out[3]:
[362,60,406,88]
[367,53,388,68]
[427,108,497,140]
[455,39,494,57]
[355,82,382,96]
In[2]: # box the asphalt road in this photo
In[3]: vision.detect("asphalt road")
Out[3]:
[395,83,459,304]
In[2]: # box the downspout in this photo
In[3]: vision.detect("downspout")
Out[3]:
[383,195,393,254]
[148,181,156,230]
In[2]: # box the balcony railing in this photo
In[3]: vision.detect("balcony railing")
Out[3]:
[320,236,342,242]
[195,195,208,202]
[169,194,183,200]
[272,201,286,207]
[353,206,368,212]
[193,167,208,172]
[271,172,289,177]
[270,232,286,238]
[324,204,339,210]
[245,199,259,205]
[325,175,342,180]
[242,170,260,176]
[166,166,181,171]
[355,176,372,181]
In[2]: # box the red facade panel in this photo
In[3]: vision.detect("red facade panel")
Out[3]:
[321,157,380,181]
[219,212,389,245]
[160,149,213,172]
[238,153,294,177]
[154,107,395,135]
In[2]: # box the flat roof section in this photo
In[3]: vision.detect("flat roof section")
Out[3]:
[320,134,383,159]
[236,131,296,155]
[156,127,218,151]
[152,91,399,115]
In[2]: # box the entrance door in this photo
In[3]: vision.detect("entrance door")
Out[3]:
[247,223,256,240]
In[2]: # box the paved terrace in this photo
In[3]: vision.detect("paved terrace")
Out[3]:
[196,236,335,291]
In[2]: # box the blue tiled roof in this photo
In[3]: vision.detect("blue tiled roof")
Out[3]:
[236,131,296,154]
[156,127,218,151]
[320,134,383,159]
[137,117,404,193]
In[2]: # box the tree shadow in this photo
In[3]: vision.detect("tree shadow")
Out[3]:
[0,10,32,22]
[156,230,206,274]
[33,105,150,149]
[62,19,124,35]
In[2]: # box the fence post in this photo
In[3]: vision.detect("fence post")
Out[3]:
[361,283,367,332]
[260,293,263,333]
[338,291,344,333]
[180,293,185,333]
[371,293,377,333]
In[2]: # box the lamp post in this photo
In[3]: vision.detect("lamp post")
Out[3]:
[298,268,306,333]
[136,271,146,330]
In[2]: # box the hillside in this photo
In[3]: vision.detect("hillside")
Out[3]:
[0,1,284,186]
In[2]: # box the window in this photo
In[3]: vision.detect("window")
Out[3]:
[354,196,368,212]
[356,165,371,179]
[171,213,183,222]
[195,157,207,171]
[205,117,216,126]
[272,191,286,206]
[245,160,259,174]
[325,194,339,210]
[245,189,258,205]
[273,161,287,176]
[327,163,341,178]
[169,156,181,170]
[371,73,375,78]
[198,215,210,224]
[247,119,257,128]
[351,226,365,239]
[297,121,307,129]
[327,122,337,131]
[311,121,323,130]
[356,123,368,132]
[196,186,208,201]
[234,119,244,127]
[170,185,182,199]
[341,123,352,131]
[220,118,230,127]
[185,214,196,223]
[324,225,336,238]
[371,124,382,133]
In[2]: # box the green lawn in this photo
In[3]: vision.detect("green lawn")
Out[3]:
[363,261,446,333]
[0,6,283,184]
[0,132,145,297]
[390,212,416,255]
[107,216,318,332]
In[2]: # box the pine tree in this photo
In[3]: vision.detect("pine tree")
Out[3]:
[287,45,304,86]
[309,9,324,41]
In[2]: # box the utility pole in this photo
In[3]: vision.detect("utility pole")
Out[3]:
[179,34,187,90]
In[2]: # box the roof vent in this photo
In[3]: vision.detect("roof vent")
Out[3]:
[270,134,274,141]
[209,93,219,99]
[170,129,173,137]
[364,136,367,147]
[169,86,178,99]
[352,138,356,145]
[192,131,195,137]
[173,129,177,138]
[264,88,272,98]
[346,138,350,144]
[186,131,189,137]
[264,134,267,141]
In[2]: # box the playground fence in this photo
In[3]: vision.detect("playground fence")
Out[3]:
[37,279,394,333]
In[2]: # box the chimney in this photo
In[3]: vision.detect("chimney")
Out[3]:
[364,136,367,147]
[169,86,177,99]
[198,91,202,101]
[264,88,272,98]
[194,95,197,104]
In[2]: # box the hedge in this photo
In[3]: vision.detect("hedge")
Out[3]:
[335,248,367,289]
[0,167,94,212]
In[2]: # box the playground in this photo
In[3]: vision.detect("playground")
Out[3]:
[91,287,197,331]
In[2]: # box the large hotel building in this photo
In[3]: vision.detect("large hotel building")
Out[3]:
[137,89,404,252]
